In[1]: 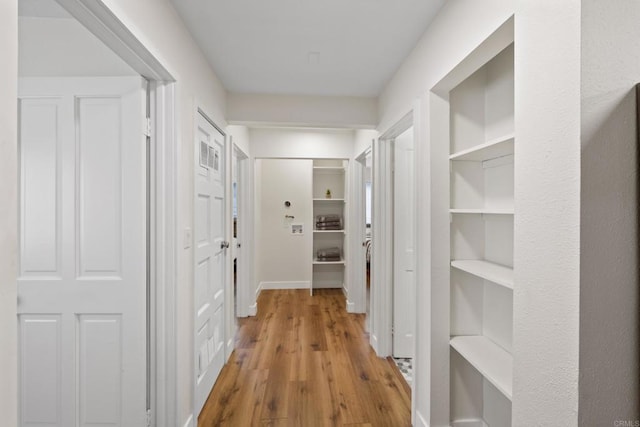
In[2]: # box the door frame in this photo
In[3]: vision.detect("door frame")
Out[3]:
[351,147,372,315]
[54,1,178,426]
[233,144,252,318]
[371,102,422,424]
[371,111,412,357]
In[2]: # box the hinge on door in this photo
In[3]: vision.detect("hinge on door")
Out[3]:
[146,409,152,427]
[144,117,152,138]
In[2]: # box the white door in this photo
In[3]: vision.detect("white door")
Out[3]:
[393,127,415,358]
[17,77,147,426]
[194,112,227,414]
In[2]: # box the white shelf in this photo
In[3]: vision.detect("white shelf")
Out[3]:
[451,260,514,290]
[313,259,345,265]
[450,208,514,215]
[449,133,514,162]
[450,336,513,400]
[313,229,345,234]
[313,198,345,202]
[313,166,345,172]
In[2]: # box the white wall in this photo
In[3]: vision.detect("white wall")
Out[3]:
[96,0,227,424]
[378,0,514,133]
[0,2,18,427]
[228,93,377,129]
[250,127,354,303]
[19,16,137,76]
[353,129,377,158]
[256,159,313,287]
[377,2,514,425]
[580,0,640,422]
[250,127,354,159]
[512,2,581,425]
[228,125,250,157]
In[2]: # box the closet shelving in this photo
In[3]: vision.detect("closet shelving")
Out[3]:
[448,43,514,426]
[312,159,348,290]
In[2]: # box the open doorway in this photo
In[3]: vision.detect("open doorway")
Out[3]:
[391,126,415,386]
[16,1,178,426]
[355,149,373,329]
[369,112,416,388]
[17,2,149,425]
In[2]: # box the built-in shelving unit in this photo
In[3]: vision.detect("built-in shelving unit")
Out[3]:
[450,336,513,400]
[448,43,514,425]
[451,259,513,290]
[311,159,348,293]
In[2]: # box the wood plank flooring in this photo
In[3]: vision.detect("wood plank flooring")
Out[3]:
[198,289,411,426]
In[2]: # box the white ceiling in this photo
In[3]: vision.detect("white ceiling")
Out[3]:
[170,0,445,97]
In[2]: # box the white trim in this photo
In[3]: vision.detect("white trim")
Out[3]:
[350,147,371,314]
[248,303,258,316]
[410,99,422,427]
[259,281,311,290]
[342,286,356,312]
[415,410,429,427]
[149,81,178,427]
[234,144,252,318]
[370,136,394,357]
[55,0,173,81]
[182,414,194,427]
[451,420,489,427]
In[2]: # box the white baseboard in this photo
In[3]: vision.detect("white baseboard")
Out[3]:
[451,419,488,427]
[182,414,194,427]
[346,299,356,313]
[415,410,429,427]
[370,333,379,354]
[226,337,234,361]
[248,302,257,316]
[312,282,342,289]
[259,281,311,290]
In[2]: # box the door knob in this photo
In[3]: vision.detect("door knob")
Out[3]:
[221,241,230,249]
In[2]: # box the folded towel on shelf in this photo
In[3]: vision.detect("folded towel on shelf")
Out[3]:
[316,214,341,222]
[316,247,341,261]
[315,215,342,230]
[316,223,342,230]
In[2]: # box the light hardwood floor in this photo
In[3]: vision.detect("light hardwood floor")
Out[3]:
[198,289,411,426]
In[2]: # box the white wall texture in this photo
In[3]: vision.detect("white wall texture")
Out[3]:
[250,127,354,159]
[250,127,354,301]
[580,0,640,422]
[19,16,137,77]
[98,0,228,424]
[228,124,250,157]
[256,159,313,286]
[0,2,18,427]
[378,0,514,133]
[512,2,581,426]
[377,1,514,425]
[353,129,377,158]
[228,93,377,129]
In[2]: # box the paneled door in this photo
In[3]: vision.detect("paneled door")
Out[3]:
[393,127,416,358]
[17,77,148,426]
[194,111,227,414]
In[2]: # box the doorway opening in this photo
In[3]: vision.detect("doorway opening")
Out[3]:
[16,1,177,426]
[369,111,416,388]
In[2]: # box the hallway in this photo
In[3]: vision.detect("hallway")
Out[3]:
[198,289,411,426]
